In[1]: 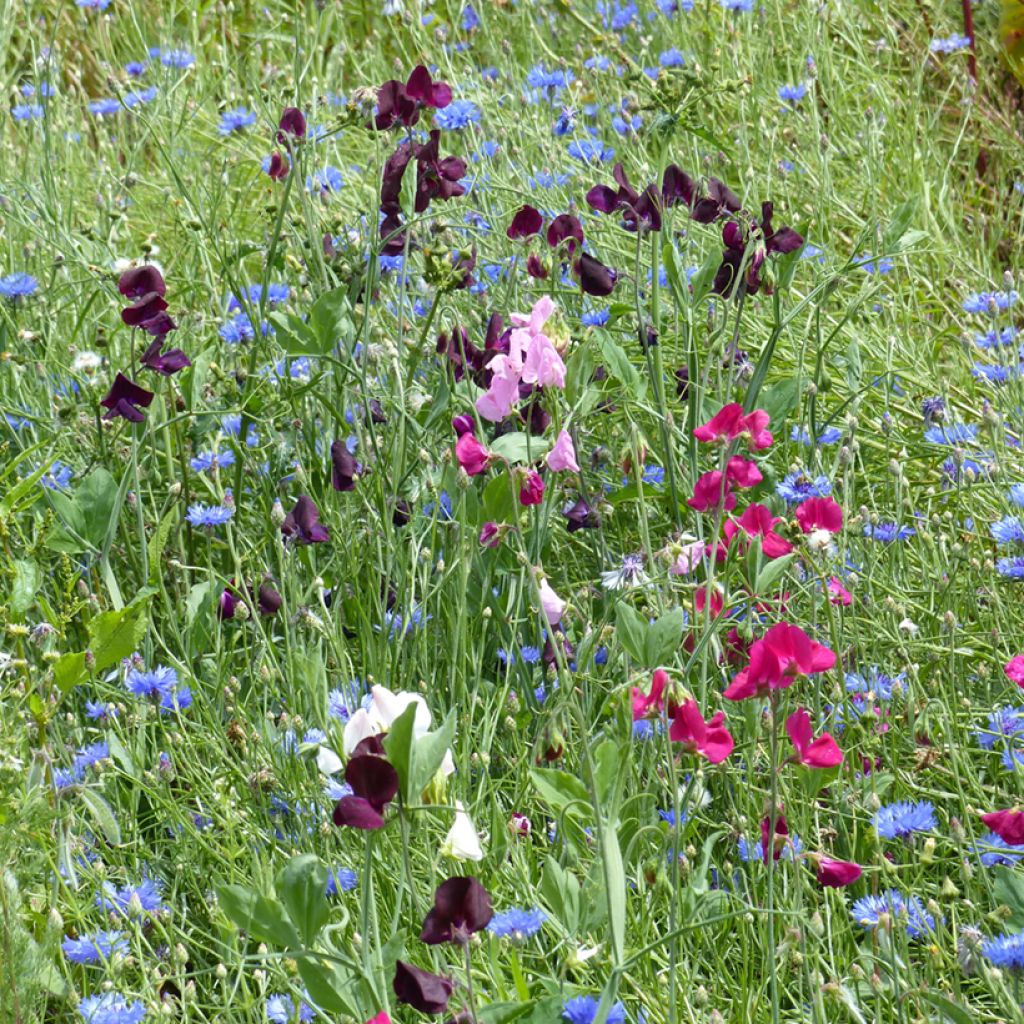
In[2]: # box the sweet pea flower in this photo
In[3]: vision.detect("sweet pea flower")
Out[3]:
[981,809,1024,845]
[455,432,491,476]
[669,699,734,763]
[669,540,706,576]
[795,496,843,534]
[393,961,453,1015]
[631,668,671,720]
[814,857,862,887]
[507,204,543,239]
[1006,656,1024,688]
[723,504,793,559]
[827,577,852,606]
[694,403,773,450]
[725,456,763,488]
[689,470,736,512]
[519,469,545,506]
[546,430,579,472]
[442,802,485,861]
[537,576,565,625]
[724,622,835,701]
[785,707,843,768]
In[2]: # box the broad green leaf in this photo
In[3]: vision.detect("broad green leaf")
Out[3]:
[277,854,330,947]
[529,768,591,817]
[993,866,1024,928]
[382,703,417,803]
[754,553,796,596]
[216,884,303,949]
[596,331,645,399]
[481,473,516,525]
[540,856,580,933]
[593,740,621,810]
[489,432,549,464]
[0,453,53,521]
[758,377,802,426]
[88,595,152,672]
[75,468,118,549]
[689,247,721,305]
[478,1002,535,1024]
[147,508,178,587]
[77,788,121,846]
[10,559,41,617]
[1002,0,1024,83]
[600,824,626,965]
[645,606,684,667]
[411,708,457,797]
[881,199,918,252]
[268,311,321,355]
[309,286,352,352]
[908,991,974,1024]
[615,602,648,663]
[295,957,363,1016]
[53,652,88,693]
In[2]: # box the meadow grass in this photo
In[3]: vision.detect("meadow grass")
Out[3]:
[2,1,1024,1022]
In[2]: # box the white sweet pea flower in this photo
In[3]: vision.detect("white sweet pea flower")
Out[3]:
[315,746,343,775]
[369,684,432,735]
[442,801,484,861]
[342,708,378,756]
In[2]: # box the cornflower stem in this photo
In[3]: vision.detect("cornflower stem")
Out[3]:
[462,940,481,1024]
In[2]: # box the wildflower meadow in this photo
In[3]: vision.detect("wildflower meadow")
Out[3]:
[5,1,1024,1022]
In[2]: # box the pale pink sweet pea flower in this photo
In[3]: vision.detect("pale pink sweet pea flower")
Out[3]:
[537,576,565,625]
[510,293,555,332]
[669,540,706,576]
[522,333,566,387]
[476,355,521,422]
[547,430,580,472]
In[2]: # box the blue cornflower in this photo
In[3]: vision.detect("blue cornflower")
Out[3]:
[818,426,842,444]
[924,423,978,445]
[96,877,165,916]
[63,930,129,964]
[874,800,936,839]
[778,83,806,102]
[326,867,358,896]
[190,448,235,472]
[1011,485,1024,507]
[218,311,271,343]
[161,685,192,713]
[738,833,804,863]
[186,503,234,528]
[219,107,256,134]
[12,103,44,121]
[462,4,479,29]
[0,272,39,299]
[562,995,626,1024]
[124,87,157,108]
[89,98,121,116]
[74,741,110,773]
[997,556,1024,579]
[160,49,196,69]
[992,517,1024,544]
[845,669,903,701]
[974,833,1024,867]
[78,992,147,1024]
[975,326,1018,349]
[567,138,615,163]
[125,61,147,77]
[435,99,481,129]
[86,700,116,721]
[963,290,1019,314]
[776,472,831,504]
[489,907,547,939]
[39,461,74,490]
[660,48,685,67]
[863,522,916,542]
[982,932,1024,970]
[582,308,610,326]
[77,0,112,7]
[126,665,177,701]
[930,33,971,53]
[585,55,612,71]
[520,645,541,664]
[972,362,1021,385]
[642,465,666,486]
[307,166,344,193]
[632,719,655,740]
[720,0,754,9]
[850,890,935,938]
[977,706,1024,750]
[860,255,894,274]
[658,809,687,827]
[611,113,642,135]
[266,994,316,1023]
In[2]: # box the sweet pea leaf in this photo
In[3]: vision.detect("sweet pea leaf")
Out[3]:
[277,854,330,947]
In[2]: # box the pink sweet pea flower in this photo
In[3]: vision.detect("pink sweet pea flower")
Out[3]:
[479,522,503,548]
[723,504,793,559]
[827,577,852,606]
[785,707,843,768]
[724,622,835,701]
[689,470,736,512]
[1006,656,1024,688]
[693,403,773,450]
[669,540,706,576]
[546,430,580,472]
[522,333,566,388]
[669,699,734,763]
[981,809,1024,845]
[815,858,862,887]
[694,585,724,618]
[455,432,491,476]
[725,456,763,489]
[475,355,522,422]
[366,1015,392,1024]
[519,469,545,506]
[760,811,789,864]
[537,577,565,625]
[795,496,843,534]
[631,668,669,720]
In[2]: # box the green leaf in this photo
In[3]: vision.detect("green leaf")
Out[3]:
[0,454,53,521]
[382,703,417,803]
[88,594,152,672]
[411,708,457,797]
[993,866,1024,928]
[75,469,118,549]
[53,652,88,693]
[645,606,684,667]
[758,377,802,426]
[881,199,918,252]
[10,559,41,617]
[478,1002,535,1024]
[295,957,364,1017]
[593,740,621,811]
[615,602,648,664]
[489,432,549,465]
[600,824,626,966]
[907,992,974,1024]
[216,883,303,949]
[529,768,591,818]
[268,311,322,356]
[77,788,121,846]
[277,854,330,947]
[689,248,721,305]
[309,286,352,353]
[753,553,796,596]
[596,331,645,399]
[540,856,580,933]
[481,473,516,525]
[147,508,178,586]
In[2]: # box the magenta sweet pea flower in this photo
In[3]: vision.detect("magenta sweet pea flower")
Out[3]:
[375,65,451,131]
[519,469,545,506]
[723,504,793,559]
[694,403,773,450]
[669,699,734,763]
[796,496,843,534]
[118,265,166,298]
[785,707,843,768]
[815,857,862,887]
[724,623,835,701]
[631,668,670,720]
[546,213,584,253]
[981,809,1024,845]
[455,432,491,476]
[689,470,736,512]
[1006,656,1024,688]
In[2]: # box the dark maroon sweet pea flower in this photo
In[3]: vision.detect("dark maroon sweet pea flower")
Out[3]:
[393,499,412,527]
[576,252,617,296]
[218,585,239,620]
[674,366,690,399]
[100,373,154,422]
[379,203,407,257]
[760,201,804,255]
[437,326,485,382]
[118,265,166,298]
[691,178,742,223]
[452,413,475,436]
[520,395,550,435]
[257,582,282,616]
[381,141,414,207]
[369,399,387,425]
[332,752,399,830]
[420,877,493,945]
[526,253,548,279]
[662,164,696,209]
[713,202,803,297]
[281,495,330,544]
[140,339,191,376]
[330,440,361,492]
[266,151,289,180]
[586,164,661,232]
[563,497,600,532]
[414,131,466,214]
[393,962,453,1015]
[121,291,168,329]
[276,107,306,143]
[546,213,584,253]
[507,204,543,240]
[375,65,452,131]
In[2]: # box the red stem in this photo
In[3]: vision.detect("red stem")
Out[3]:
[962,0,978,82]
